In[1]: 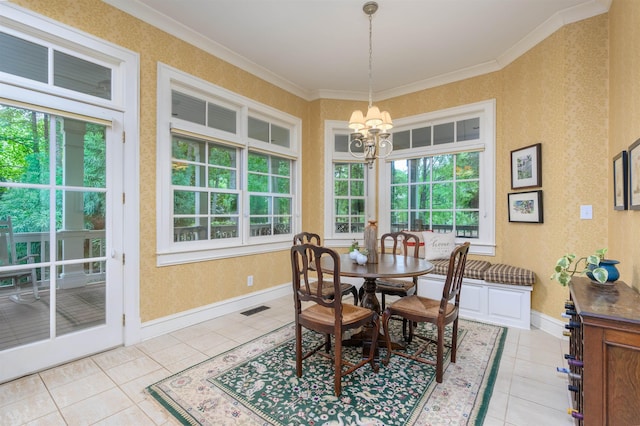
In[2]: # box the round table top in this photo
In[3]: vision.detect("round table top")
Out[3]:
[320,253,434,280]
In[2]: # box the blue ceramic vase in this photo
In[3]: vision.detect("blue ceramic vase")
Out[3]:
[587,259,620,282]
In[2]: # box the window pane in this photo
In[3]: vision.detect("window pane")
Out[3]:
[350,181,363,197]
[0,32,47,83]
[211,193,238,214]
[248,152,268,173]
[174,190,207,214]
[172,91,205,125]
[172,163,204,187]
[409,158,430,183]
[334,134,349,153]
[250,195,270,215]
[335,199,348,215]
[410,185,430,209]
[412,126,431,147]
[274,197,291,215]
[207,103,236,134]
[391,160,408,184]
[433,122,454,145]
[456,151,479,179]
[211,218,238,239]
[392,130,410,150]
[456,181,479,209]
[272,176,290,194]
[350,163,364,179]
[432,183,453,209]
[391,186,408,209]
[0,104,50,185]
[173,137,204,162]
[350,199,364,215]
[457,118,479,141]
[432,155,454,181]
[390,212,407,232]
[174,218,207,242]
[410,212,430,231]
[53,51,111,100]
[248,117,269,142]
[271,157,290,176]
[432,211,453,229]
[334,164,348,179]
[248,173,268,192]
[334,180,348,196]
[271,124,290,148]
[209,167,236,189]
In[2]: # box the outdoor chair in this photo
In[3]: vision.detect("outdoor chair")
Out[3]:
[0,216,39,303]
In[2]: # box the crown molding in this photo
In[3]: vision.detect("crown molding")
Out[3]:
[103,0,609,103]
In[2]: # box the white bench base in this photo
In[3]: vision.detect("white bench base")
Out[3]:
[418,275,532,330]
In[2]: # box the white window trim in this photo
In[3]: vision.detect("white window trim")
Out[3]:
[156,63,301,266]
[323,120,376,247]
[378,99,496,256]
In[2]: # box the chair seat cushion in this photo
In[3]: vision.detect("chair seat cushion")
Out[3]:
[429,259,492,279]
[388,295,456,319]
[483,263,535,286]
[300,303,373,327]
[306,281,353,298]
[376,278,416,293]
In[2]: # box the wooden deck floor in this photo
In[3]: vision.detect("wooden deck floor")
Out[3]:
[0,283,105,351]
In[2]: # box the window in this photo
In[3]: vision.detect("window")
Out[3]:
[157,64,301,265]
[323,122,376,244]
[380,101,495,255]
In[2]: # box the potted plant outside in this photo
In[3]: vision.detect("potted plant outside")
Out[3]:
[550,248,610,286]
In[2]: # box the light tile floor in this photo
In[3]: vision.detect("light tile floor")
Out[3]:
[0,295,574,425]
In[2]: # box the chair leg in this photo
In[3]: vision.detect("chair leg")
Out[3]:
[334,333,342,396]
[381,309,393,366]
[451,318,459,363]
[436,324,445,383]
[325,334,331,353]
[350,287,358,306]
[295,323,303,378]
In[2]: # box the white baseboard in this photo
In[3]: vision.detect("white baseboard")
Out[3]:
[139,283,292,342]
[531,309,568,340]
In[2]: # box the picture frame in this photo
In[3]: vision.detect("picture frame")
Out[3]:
[508,190,543,223]
[629,138,640,210]
[511,143,542,189]
[613,151,628,210]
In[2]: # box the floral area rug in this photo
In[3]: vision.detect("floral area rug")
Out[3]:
[147,319,506,426]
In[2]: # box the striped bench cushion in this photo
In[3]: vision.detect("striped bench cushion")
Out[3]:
[483,263,535,286]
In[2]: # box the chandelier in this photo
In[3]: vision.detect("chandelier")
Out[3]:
[348,1,393,169]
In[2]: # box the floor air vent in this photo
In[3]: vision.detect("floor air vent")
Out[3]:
[240,305,270,316]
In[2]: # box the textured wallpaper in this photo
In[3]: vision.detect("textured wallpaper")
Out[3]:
[10,0,638,324]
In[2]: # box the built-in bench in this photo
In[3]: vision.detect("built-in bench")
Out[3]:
[418,258,535,329]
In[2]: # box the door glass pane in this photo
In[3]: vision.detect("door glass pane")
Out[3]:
[53,51,112,100]
[54,117,107,337]
[0,32,48,83]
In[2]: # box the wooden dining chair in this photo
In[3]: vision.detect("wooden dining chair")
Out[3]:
[375,231,421,309]
[381,242,470,383]
[291,243,379,396]
[293,232,358,305]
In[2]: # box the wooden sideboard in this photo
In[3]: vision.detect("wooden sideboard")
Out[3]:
[567,277,640,425]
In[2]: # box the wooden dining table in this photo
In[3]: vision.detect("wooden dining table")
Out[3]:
[320,253,434,356]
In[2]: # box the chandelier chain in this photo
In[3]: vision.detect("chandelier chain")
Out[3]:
[368,11,373,109]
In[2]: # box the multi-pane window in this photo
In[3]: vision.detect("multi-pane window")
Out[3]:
[158,65,301,263]
[172,136,239,241]
[333,163,366,234]
[248,152,292,236]
[379,101,496,255]
[389,151,480,237]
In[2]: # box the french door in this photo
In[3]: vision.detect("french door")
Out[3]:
[0,103,124,382]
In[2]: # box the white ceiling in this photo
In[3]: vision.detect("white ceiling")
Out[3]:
[103,0,610,101]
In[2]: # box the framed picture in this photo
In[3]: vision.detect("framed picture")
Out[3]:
[613,151,628,210]
[511,143,542,189]
[630,138,640,210]
[508,190,543,223]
